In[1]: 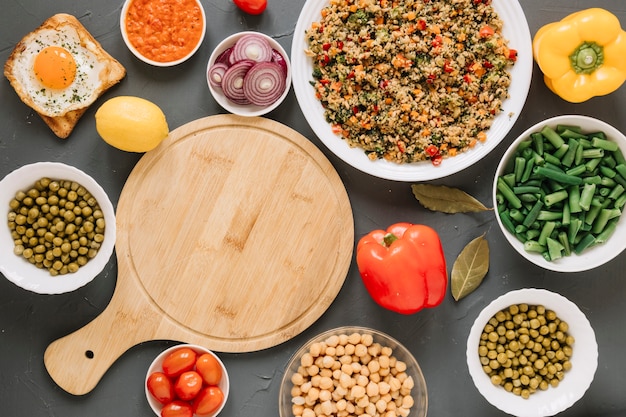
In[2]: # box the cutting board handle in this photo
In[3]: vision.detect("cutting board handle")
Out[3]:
[43,278,161,395]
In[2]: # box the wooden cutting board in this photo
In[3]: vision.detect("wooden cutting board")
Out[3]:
[44,115,354,395]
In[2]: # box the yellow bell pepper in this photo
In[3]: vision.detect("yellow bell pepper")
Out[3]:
[532,8,626,103]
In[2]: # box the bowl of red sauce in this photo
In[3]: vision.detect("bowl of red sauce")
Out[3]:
[121,0,206,67]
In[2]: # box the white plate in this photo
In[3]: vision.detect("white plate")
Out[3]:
[0,162,116,294]
[467,289,598,417]
[291,0,533,181]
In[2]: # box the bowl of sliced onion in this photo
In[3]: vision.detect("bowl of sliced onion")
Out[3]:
[207,31,291,117]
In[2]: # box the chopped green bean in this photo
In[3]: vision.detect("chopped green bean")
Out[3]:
[533,166,582,186]
[514,157,526,182]
[513,186,541,194]
[592,137,619,152]
[574,233,596,254]
[579,183,596,211]
[497,177,522,209]
[558,231,571,256]
[541,125,565,148]
[522,200,544,228]
[531,133,544,155]
[565,165,586,177]
[546,237,564,260]
[582,148,604,159]
[557,124,584,134]
[536,210,562,221]
[595,218,619,243]
[523,240,546,253]
[544,189,568,207]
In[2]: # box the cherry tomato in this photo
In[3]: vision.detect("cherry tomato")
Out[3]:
[162,348,197,378]
[174,371,204,401]
[195,353,222,386]
[147,372,175,405]
[161,400,193,417]
[233,0,267,15]
[193,386,224,416]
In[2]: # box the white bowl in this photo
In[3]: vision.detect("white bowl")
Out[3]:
[207,31,292,117]
[0,162,116,294]
[120,0,206,67]
[493,115,626,272]
[145,344,229,417]
[290,0,532,181]
[467,288,597,417]
[279,326,428,417]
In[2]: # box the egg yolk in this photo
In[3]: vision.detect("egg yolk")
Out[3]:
[33,46,77,89]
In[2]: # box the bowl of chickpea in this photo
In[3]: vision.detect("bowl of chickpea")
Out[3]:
[279,326,427,417]
[0,162,116,294]
[466,288,598,417]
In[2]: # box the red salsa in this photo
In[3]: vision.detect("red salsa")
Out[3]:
[125,0,204,63]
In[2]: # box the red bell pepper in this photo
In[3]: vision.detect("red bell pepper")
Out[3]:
[356,223,448,314]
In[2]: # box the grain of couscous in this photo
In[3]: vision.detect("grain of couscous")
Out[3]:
[305,0,517,165]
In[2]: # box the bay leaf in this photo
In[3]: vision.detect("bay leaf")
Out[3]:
[411,184,491,213]
[451,234,490,301]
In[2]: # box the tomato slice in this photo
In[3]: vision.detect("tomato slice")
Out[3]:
[193,386,224,416]
[146,372,175,405]
[195,353,223,386]
[174,371,204,401]
[162,347,197,378]
[161,401,194,417]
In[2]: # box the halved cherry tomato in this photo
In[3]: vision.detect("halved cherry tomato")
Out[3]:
[174,371,204,401]
[161,401,194,417]
[147,372,175,405]
[233,0,267,15]
[193,386,224,416]
[195,353,222,386]
[162,348,197,378]
[479,25,495,38]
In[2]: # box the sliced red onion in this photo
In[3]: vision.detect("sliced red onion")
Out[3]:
[208,63,229,88]
[271,49,288,76]
[221,59,255,105]
[243,62,286,106]
[215,47,233,65]
[230,33,273,64]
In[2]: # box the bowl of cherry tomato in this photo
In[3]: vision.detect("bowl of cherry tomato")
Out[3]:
[145,344,229,417]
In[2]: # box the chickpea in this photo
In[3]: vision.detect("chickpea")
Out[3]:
[291,332,416,417]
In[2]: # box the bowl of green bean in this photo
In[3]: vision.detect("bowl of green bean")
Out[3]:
[0,162,116,294]
[466,288,597,417]
[493,115,626,272]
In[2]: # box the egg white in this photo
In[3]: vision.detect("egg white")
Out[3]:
[10,25,107,117]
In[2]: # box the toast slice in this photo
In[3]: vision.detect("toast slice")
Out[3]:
[4,13,126,138]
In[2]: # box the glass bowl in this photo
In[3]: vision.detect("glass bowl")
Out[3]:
[279,326,427,417]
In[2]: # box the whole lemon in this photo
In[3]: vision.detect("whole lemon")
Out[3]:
[95,96,169,152]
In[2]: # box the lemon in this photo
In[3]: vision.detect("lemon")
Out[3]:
[95,96,169,152]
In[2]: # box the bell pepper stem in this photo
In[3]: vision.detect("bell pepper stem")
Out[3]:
[383,233,399,247]
[570,42,603,74]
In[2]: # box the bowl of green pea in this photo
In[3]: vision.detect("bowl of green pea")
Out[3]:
[0,162,116,294]
[466,288,597,417]
[493,115,626,272]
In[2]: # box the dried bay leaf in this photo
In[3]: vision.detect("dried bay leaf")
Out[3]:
[411,184,491,213]
[451,234,490,301]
